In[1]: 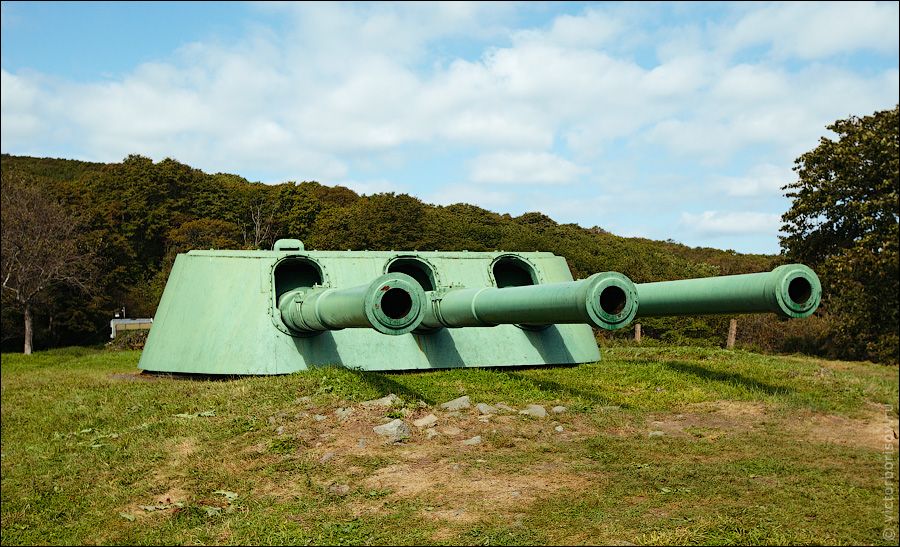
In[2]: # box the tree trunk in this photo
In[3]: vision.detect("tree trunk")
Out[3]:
[23,303,33,355]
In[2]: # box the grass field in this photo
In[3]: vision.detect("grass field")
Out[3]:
[2,346,898,546]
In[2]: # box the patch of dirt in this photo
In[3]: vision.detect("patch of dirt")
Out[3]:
[791,403,899,450]
[644,400,770,439]
[120,486,190,520]
[107,371,159,382]
[644,400,899,450]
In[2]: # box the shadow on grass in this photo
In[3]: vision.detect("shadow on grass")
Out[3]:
[346,369,435,405]
[660,360,794,396]
[505,372,630,408]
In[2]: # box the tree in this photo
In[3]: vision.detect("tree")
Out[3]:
[1,171,99,354]
[780,105,899,363]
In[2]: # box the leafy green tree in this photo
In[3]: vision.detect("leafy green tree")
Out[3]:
[1,170,99,354]
[780,105,899,363]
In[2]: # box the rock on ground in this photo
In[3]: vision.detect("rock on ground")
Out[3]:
[373,419,411,442]
[361,394,401,408]
[413,414,438,428]
[335,407,354,420]
[476,403,498,415]
[551,405,568,414]
[520,404,547,418]
[440,395,471,411]
[462,435,482,446]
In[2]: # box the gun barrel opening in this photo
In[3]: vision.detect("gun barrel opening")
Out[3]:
[788,277,812,305]
[381,287,413,319]
[599,285,627,316]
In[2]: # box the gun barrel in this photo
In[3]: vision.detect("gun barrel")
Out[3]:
[422,272,638,331]
[279,273,426,335]
[636,264,821,319]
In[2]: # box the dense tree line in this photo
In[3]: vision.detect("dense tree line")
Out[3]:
[781,106,899,363]
[2,105,896,364]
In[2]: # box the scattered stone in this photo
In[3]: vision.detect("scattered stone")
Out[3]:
[440,395,471,411]
[329,484,351,496]
[413,414,438,428]
[495,403,516,413]
[476,403,498,415]
[361,394,401,408]
[442,426,462,436]
[335,407,354,421]
[373,419,411,442]
[416,401,429,408]
[655,387,665,392]
[425,429,440,440]
[648,430,665,438]
[462,435,482,446]
[477,416,492,423]
[357,438,366,448]
[319,451,336,463]
[551,405,568,414]
[554,425,565,433]
[275,426,285,436]
[520,404,547,418]
[313,414,327,422]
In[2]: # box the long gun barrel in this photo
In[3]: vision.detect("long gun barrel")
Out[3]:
[278,273,427,335]
[636,264,821,319]
[421,272,638,331]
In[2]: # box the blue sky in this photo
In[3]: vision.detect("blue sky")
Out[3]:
[2,1,898,254]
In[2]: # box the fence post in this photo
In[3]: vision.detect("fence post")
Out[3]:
[634,323,641,344]
[726,318,737,349]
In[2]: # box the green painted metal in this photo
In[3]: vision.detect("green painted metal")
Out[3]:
[278,273,426,335]
[636,264,821,318]
[421,272,637,331]
[137,241,821,375]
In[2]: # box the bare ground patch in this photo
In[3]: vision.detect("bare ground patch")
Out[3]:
[644,400,770,439]
[643,399,899,450]
[790,403,899,450]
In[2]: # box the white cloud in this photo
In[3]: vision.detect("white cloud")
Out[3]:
[470,151,587,185]
[719,1,900,60]
[716,163,796,198]
[680,211,782,237]
[1,1,897,253]
[512,7,623,49]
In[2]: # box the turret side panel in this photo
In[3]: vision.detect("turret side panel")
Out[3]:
[139,255,281,375]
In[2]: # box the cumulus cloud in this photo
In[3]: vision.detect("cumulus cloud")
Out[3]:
[1,1,897,252]
[680,211,782,237]
[716,164,797,198]
[470,152,587,185]
[718,1,900,60]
